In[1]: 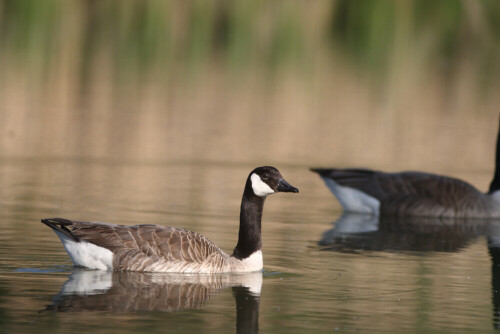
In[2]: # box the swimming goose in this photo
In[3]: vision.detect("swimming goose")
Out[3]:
[311,120,500,218]
[42,166,298,273]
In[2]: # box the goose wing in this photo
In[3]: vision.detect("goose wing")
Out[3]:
[42,218,226,271]
[311,168,489,216]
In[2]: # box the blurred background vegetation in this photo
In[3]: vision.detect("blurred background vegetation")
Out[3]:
[1,2,499,331]
[1,0,500,175]
[2,0,499,84]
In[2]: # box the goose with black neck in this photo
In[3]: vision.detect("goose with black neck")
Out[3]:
[311,116,500,218]
[42,166,298,273]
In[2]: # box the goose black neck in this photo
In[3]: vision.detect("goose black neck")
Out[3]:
[490,117,500,193]
[232,179,265,260]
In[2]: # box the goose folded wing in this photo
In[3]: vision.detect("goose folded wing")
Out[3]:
[70,222,224,265]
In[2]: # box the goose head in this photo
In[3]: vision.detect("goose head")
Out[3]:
[249,166,299,197]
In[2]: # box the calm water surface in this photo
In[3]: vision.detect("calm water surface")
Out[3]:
[0,159,498,333]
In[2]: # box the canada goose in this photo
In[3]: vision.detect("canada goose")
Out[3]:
[42,166,298,273]
[311,120,500,218]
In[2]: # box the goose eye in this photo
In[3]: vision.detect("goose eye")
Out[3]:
[262,173,269,180]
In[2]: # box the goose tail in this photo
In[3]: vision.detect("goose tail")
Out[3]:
[310,168,334,177]
[41,218,80,242]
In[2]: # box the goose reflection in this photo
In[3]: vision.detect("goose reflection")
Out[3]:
[321,214,500,329]
[319,213,490,253]
[45,269,261,332]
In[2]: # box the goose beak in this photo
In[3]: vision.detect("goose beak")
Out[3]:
[277,179,299,193]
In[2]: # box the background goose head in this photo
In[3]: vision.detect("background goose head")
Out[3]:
[247,166,299,197]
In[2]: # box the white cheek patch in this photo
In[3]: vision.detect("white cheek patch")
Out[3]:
[251,173,275,197]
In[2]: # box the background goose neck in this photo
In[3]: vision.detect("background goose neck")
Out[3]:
[489,117,500,193]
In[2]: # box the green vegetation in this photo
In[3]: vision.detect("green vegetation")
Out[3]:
[0,0,499,85]
[330,0,500,82]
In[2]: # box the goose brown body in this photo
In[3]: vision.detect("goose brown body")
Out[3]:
[42,166,298,273]
[42,218,262,273]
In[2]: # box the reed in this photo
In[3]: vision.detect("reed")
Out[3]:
[1,1,498,79]
[0,0,499,176]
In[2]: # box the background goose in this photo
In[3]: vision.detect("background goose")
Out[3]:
[42,166,298,273]
[311,119,500,218]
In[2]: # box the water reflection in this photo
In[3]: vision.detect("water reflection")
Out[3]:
[320,214,500,329]
[319,213,491,253]
[44,269,261,332]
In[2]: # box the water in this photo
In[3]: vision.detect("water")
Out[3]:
[1,2,499,332]
[0,159,498,333]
